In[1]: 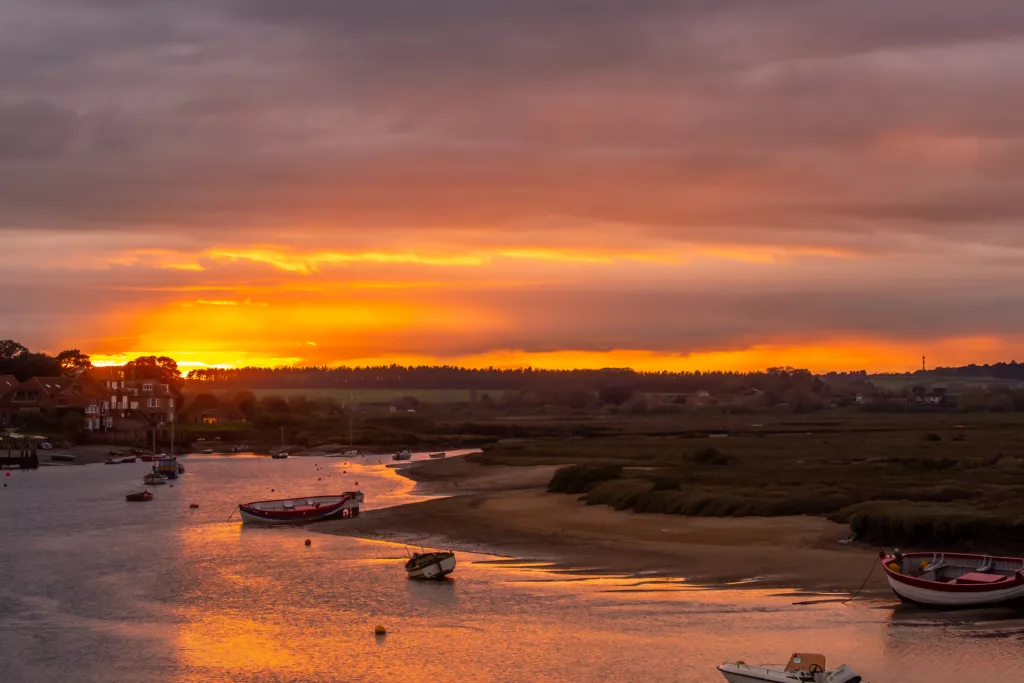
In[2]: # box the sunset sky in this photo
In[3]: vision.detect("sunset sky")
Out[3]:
[3,1,1023,372]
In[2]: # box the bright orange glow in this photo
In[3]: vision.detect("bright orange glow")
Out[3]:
[90,333,1018,374]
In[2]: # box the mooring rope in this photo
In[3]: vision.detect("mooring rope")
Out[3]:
[843,556,879,604]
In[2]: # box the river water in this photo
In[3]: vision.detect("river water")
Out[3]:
[1,453,1021,682]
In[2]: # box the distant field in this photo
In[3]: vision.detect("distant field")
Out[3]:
[184,387,497,403]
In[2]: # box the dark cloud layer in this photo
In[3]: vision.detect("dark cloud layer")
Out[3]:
[2,1,1024,364]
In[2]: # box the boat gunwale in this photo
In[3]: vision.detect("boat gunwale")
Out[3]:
[880,551,1024,593]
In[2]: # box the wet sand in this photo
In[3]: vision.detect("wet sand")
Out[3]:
[321,456,890,593]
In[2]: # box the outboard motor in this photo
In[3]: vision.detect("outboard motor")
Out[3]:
[825,665,862,683]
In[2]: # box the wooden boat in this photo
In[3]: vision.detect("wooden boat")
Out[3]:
[405,550,456,579]
[50,453,76,462]
[719,654,862,683]
[238,491,364,525]
[880,550,1024,607]
[392,450,412,461]
[428,452,446,459]
[125,491,154,502]
[143,472,167,485]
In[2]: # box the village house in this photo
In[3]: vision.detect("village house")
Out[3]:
[0,376,72,418]
[0,375,20,426]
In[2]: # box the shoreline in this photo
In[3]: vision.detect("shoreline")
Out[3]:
[320,456,892,594]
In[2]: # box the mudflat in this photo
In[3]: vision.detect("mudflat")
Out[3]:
[322,457,889,592]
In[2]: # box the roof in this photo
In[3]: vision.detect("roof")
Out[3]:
[0,375,18,395]
[24,377,72,396]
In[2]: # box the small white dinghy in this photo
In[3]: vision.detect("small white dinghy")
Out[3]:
[143,472,167,485]
[719,653,863,683]
[405,550,456,579]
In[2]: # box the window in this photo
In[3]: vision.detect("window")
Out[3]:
[105,417,113,427]
[142,383,153,392]
[147,398,161,408]
[169,398,175,408]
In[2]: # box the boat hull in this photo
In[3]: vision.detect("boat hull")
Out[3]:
[239,492,363,525]
[406,553,456,579]
[717,664,796,683]
[881,552,1024,607]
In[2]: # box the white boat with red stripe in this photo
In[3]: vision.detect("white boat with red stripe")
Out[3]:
[239,491,364,525]
[879,549,1024,607]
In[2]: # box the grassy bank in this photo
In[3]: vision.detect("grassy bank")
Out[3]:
[469,418,1024,553]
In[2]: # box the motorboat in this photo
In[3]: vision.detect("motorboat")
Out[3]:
[238,492,363,525]
[143,472,167,485]
[405,550,456,579]
[344,449,359,456]
[105,456,124,465]
[271,452,289,459]
[392,450,413,461]
[323,452,344,458]
[121,456,137,464]
[719,654,862,683]
[880,550,1024,607]
[50,453,76,462]
[428,452,446,459]
[139,455,156,462]
[125,491,154,502]
[156,456,179,479]
[109,450,124,457]
[201,448,214,454]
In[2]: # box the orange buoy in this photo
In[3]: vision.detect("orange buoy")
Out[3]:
[304,538,312,546]
[190,503,199,509]
[318,477,321,481]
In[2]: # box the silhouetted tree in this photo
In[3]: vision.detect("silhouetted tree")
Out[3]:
[56,349,92,376]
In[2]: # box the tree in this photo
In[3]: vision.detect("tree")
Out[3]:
[124,356,183,390]
[9,352,61,381]
[190,393,221,412]
[0,339,27,361]
[56,349,92,376]
[598,385,635,406]
[232,391,257,421]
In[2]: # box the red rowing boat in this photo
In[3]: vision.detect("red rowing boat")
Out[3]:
[238,492,364,525]
[880,550,1024,607]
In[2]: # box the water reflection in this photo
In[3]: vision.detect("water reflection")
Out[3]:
[1,457,1020,682]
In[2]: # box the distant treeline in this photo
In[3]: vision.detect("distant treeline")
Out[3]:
[186,365,827,395]
[894,362,1024,381]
